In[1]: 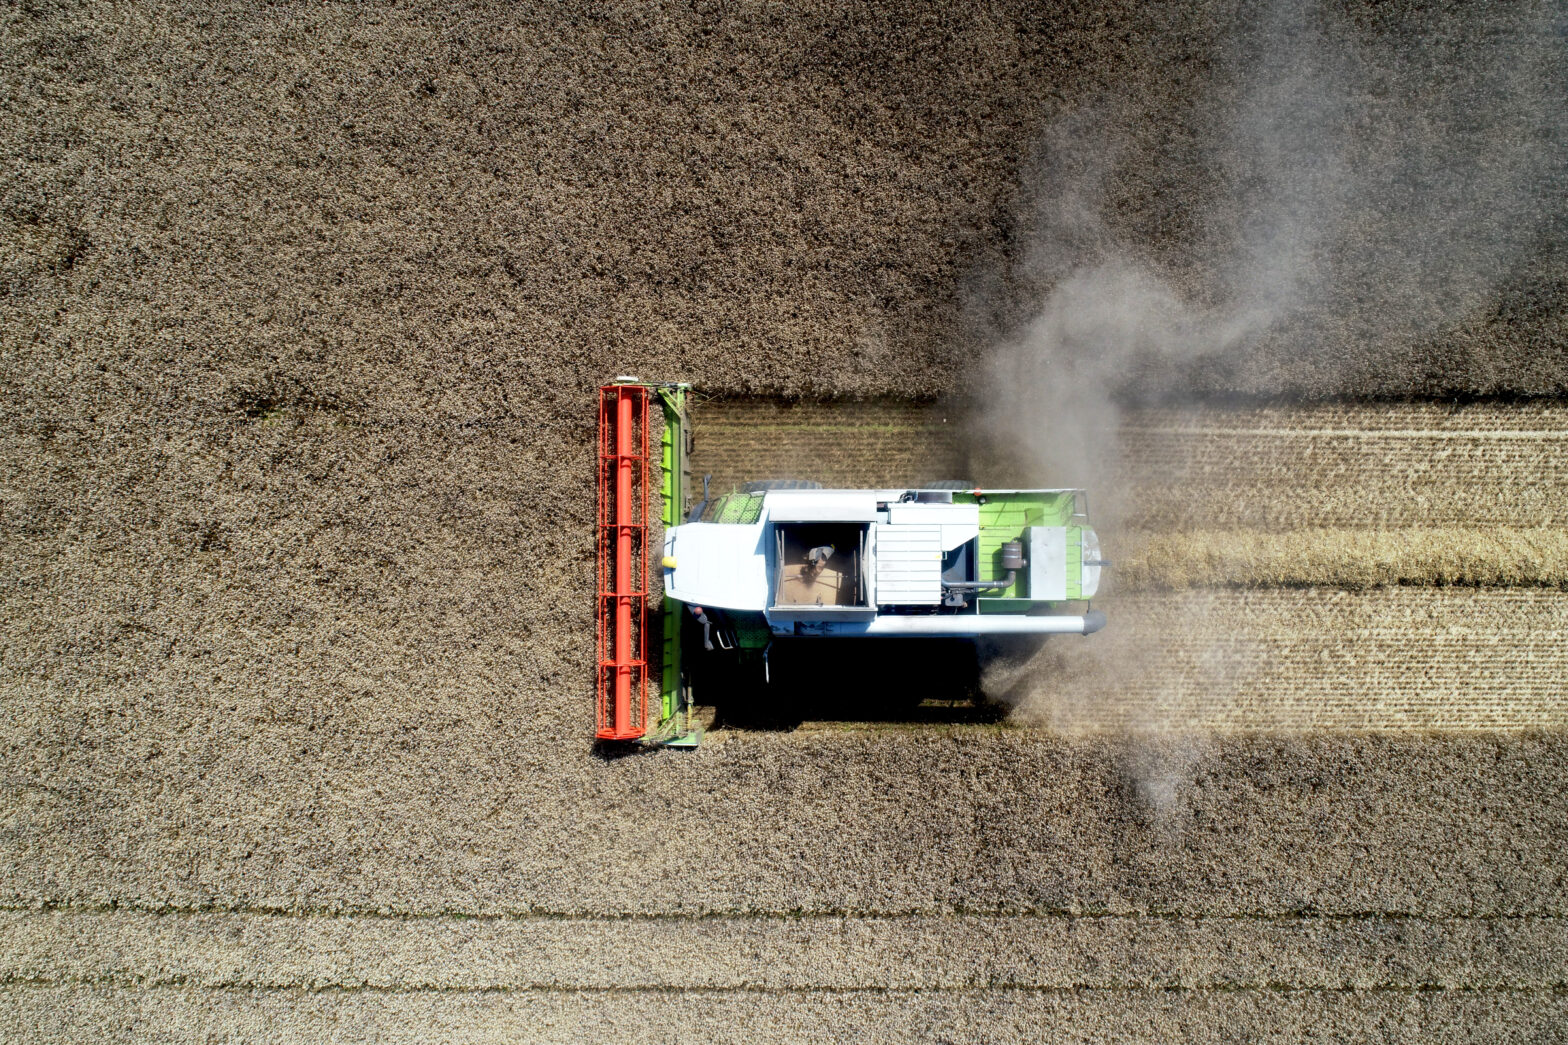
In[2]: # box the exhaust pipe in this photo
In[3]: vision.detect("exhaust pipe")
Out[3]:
[942,540,1026,595]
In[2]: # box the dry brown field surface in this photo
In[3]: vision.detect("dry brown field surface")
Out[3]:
[4,1,1567,1041]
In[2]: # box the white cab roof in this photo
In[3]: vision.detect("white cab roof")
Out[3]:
[764,490,880,522]
[662,522,770,610]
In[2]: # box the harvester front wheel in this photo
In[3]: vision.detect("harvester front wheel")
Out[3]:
[740,479,822,492]
[919,479,975,490]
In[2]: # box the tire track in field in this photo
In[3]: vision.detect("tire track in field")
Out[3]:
[5,982,1564,1044]
[3,907,1563,992]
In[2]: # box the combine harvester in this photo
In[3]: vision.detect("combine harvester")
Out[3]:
[596,378,1108,746]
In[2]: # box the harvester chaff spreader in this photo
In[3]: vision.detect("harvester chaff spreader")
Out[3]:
[595,379,1107,746]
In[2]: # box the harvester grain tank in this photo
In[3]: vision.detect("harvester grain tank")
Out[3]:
[594,379,1108,746]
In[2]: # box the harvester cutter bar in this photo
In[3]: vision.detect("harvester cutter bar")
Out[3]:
[595,384,650,740]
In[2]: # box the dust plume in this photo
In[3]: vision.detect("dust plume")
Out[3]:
[972,0,1568,745]
[973,0,1568,490]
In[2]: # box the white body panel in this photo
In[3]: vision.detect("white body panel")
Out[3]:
[1028,526,1068,601]
[884,502,980,551]
[872,523,943,605]
[662,522,769,609]
[765,490,880,522]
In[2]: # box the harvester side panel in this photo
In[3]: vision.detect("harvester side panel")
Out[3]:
[596,384,649,740]
[657,387,685,726]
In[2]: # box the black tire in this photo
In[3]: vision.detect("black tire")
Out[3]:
[740,479,822,492]
[919,479,975,490]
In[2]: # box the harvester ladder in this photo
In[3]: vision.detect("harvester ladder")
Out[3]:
[596,384,649,740]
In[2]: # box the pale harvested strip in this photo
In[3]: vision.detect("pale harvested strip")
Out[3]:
[1003,588,1568,732]
[1115,403,1568,532]
[1115,527,1568,590]
[691,398,968,492]
[2,908,1565,992]
[3,983,1563,1045]
[690,400,1568,533]
[1126,401,1568,434]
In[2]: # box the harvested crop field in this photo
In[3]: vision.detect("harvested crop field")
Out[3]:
[695,399,1568,730]
[4,0,1567,1042]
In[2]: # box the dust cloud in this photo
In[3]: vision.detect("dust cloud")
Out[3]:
[972,0,1568,754]
[977,0,1566,489]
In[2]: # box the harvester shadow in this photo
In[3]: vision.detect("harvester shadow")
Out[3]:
[698,638,1008,732]
[589,740,654,761]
